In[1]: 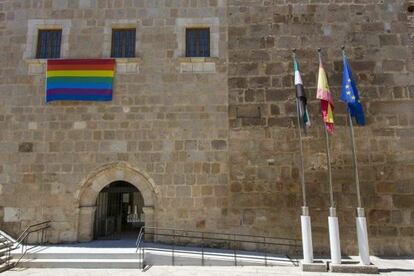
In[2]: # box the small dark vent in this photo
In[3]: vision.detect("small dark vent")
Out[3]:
[236,106,261,119]
[19,142,33,153]
[408,5,414,13]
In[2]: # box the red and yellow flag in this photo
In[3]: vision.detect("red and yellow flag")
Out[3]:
[316,61,334,133]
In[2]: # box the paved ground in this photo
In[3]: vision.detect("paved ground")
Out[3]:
[3,256,414,276]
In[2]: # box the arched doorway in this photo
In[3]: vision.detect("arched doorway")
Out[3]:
[94,181,145,240]
[77,162,159,242]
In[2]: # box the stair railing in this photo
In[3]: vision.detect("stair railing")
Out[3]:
[136,226,300,270]
[135,227,145,269]
[12,221,51,267]
[0,232,14,268]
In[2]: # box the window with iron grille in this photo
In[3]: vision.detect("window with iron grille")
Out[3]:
[36,30,62,59]
[186,28,210,57]
[111,29,136,58]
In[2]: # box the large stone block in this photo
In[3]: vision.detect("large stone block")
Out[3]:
[3,207,20,222]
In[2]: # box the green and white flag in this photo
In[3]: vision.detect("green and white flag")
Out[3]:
[294,57,311,132]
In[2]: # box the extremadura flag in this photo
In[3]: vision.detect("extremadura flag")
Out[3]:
[293,57,311,132]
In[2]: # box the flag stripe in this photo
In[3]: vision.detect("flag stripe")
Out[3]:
[47,64,115,70]
[47,59,115,65]
[46,94,112,102]
[47,88,113,96]
[47,77,113,84]
[47,82,112,90]
[47,70,114,77]
[294,71,303,86]
[295,83,306,99]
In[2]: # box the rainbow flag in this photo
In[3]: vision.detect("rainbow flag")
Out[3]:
[316,60,334,134]
[46,59,115,102]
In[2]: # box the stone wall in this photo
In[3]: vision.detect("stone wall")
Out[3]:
[227,0,414,255]
[0,0,229,243]
[0,0,413,256]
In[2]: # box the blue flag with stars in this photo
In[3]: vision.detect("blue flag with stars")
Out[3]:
[340,56,366,126]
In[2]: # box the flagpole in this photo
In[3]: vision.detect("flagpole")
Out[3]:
[318,49,335,209]
[342,46,371,266]
[293,49,308,209]
[296,99,307,208]
[318,48,341,265]
[348,111,362,208]
[293,49,313,265]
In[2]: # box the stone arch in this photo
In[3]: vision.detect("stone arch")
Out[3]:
[76,162,159,242]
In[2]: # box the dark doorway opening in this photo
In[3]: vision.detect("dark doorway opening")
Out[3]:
[94,181,145,240]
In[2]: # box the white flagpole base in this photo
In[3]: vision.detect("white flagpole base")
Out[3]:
[328,208,341,265]
[356,208,371,265]
[301,207,313,264]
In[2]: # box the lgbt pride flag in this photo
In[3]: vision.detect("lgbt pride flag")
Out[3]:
[316,58,334,134]
[46,59,115,102]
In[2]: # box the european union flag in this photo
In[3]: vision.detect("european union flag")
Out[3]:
[340,56,366,126]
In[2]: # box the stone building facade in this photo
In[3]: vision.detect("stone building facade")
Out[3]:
[0,0,413,256]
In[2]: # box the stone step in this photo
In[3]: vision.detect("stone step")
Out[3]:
[16,259,142,269]
[143,248,293,267]
[12,249,293,269]
[10,240,296,269]
[0,243,13,251]
[12,252,139,260]
[0,247,12,257]
[0,255,12,264]
[0,263,14,273]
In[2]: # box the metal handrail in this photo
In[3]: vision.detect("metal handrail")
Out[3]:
[11,221,51,268]
[15,221,51,245]
[138,226,299,242]
[136,226,300,269]
[0,233,13,268]
[135,227,145,269]
[135,227,144,252]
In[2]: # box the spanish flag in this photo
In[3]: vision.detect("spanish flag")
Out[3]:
[316,60,334,134]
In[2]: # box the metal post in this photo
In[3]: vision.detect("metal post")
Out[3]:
[318,48,342,265]
[323,126,335,208]
[295,239,299,266]
[347,104,371,265]
[142,247,145,269]
[264,237,267,266]
[348,112,362,208]
[295,79,307,208]
[233,234,237,266]
[342,46,371,265]
[201,233,205,266]
[293,49,314,265]
[172,230,175,266]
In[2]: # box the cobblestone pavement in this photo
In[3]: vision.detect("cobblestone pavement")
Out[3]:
[3,257,414,276]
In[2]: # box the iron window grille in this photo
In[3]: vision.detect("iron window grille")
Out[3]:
[185,28,210,57]
[111,29,136,58]
[36,29,62,59]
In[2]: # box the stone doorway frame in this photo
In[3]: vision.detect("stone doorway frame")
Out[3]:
[76,162,159,242]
